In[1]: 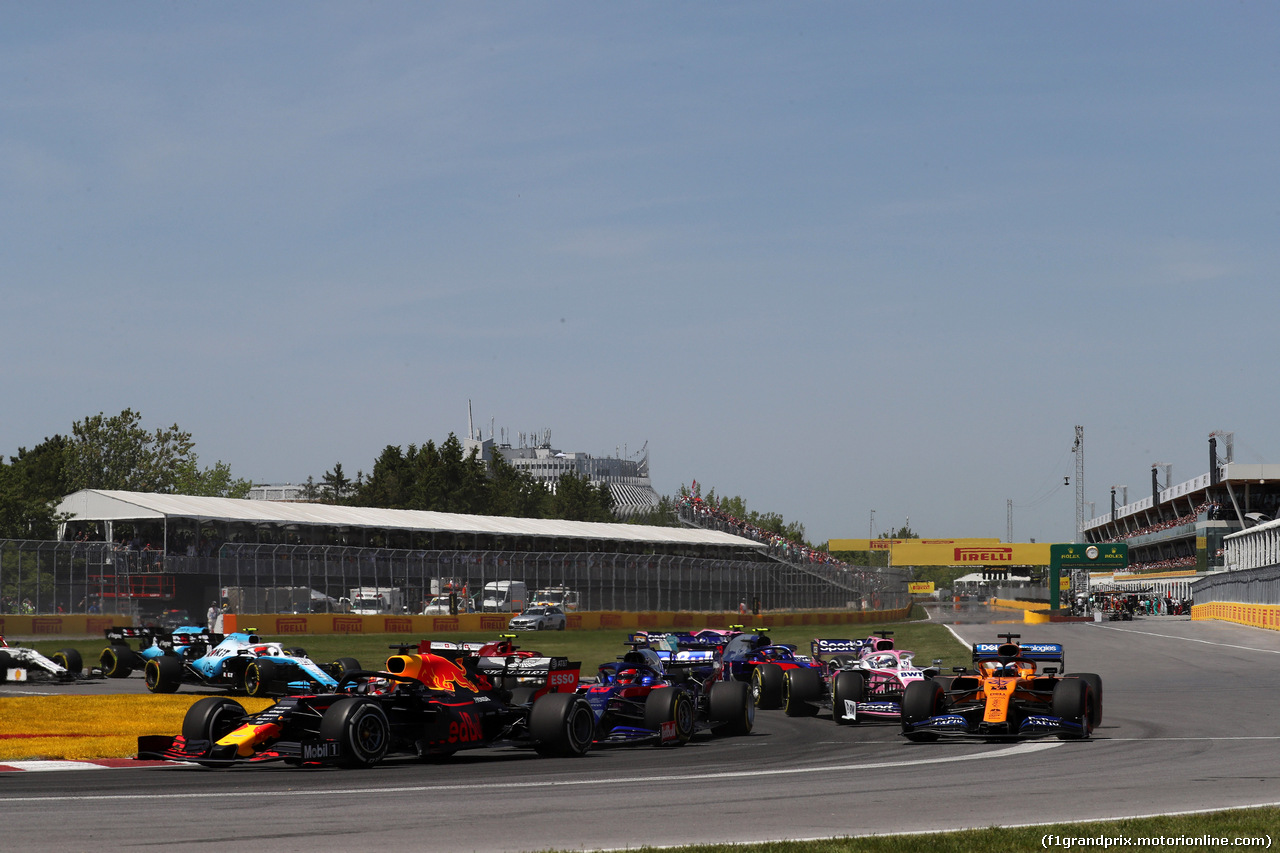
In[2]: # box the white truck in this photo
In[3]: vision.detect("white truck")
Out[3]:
[532,586,580,612]
[349,587,404,615]
[480,580,528,612]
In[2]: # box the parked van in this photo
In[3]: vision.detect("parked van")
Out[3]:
[480,580,527,612]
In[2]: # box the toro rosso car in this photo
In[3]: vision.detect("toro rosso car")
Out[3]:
[0,636,100,684]
[137,640,594,767]
[578,638,754,746]
[783,633,942,722]
[713,629,823,709]
[900,633,1103,742]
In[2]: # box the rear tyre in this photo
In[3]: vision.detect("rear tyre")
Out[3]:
[901,680,944,742]
[0,651,11,683]
[52,648,83,675]
[99,646,134,678]
[831,670,867,725]
[643,688,695,745]
[319,698,390,768]
[243,659,277,698]
[182,697,247,744]
[144,655,183,693]
[1052,678,1092,739]
[708,680,754,736]
[1069,673,1103,725]
[751,664,784,709]
[783,668,822,717]
[530,693,595,756]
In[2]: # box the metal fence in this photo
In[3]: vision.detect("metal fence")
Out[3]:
[1,538,909,617]
[1191,564,1280,606]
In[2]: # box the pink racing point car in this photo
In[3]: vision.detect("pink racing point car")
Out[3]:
[782,632,944,722]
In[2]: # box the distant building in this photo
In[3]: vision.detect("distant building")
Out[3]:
[1083,431,1280,574]
[463,415,661,520]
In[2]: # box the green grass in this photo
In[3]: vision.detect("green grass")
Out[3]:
[539,806,1280,852]
[21,619,969,676]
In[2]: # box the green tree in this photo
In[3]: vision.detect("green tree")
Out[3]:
[551,472,614,522]
[321,462,352,503]
[64,408,248,496]
[0,435,73,540]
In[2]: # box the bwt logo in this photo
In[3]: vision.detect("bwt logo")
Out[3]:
[275,618,307,634]
[955,547,1013,562]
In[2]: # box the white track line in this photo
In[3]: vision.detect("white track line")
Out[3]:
[0,741,1060,802]
[1094,623,1280,654]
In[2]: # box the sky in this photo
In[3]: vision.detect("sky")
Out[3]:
[4,3,1279,546]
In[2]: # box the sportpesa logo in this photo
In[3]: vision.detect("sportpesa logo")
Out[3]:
[954,547,1013,562]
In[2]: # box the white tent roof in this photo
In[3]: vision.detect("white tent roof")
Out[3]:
[57,490,766,550]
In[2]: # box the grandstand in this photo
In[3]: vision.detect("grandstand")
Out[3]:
[1082,432,1280,578]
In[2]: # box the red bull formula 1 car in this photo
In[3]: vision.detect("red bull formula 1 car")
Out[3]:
[899,633,1103,741]
[137,640,595,767]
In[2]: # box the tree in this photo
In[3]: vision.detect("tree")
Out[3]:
[321,462,352,503]
[63,408,248,496]
[551,472,614,522]
[0,435,73,539]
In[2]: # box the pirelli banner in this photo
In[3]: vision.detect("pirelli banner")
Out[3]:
[880,542,1052,567]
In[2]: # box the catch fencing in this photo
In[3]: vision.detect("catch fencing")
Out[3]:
[1191,564,1280,606]
[0,538,908,617]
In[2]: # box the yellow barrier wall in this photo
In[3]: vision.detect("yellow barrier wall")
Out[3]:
[1192,602,1280,632]
[989,598,1049,612]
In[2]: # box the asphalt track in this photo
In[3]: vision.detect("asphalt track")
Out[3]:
[4,608,1280,852]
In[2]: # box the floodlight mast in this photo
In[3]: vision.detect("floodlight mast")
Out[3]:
[1073,425,1085,543]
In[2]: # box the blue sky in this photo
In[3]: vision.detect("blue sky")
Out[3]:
[4,3,1278,545]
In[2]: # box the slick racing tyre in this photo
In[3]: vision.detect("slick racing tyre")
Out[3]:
[831,670,868,725]
[320,698,391,768]
[99,645,134,678]
[530,693,595,756]
[644,688,695,745]
[0,651,11,683]
[243,659,277,698]
[901,680,944,742]
[1068,672,1103,725]
[783,668,822,717]
[1052,678,1093,739]
[182,696,247,745]
[51,648,83,676]
[332,657,362,676]
[144,655,183,694]
[708,680,754,736]
[751,664,785,709]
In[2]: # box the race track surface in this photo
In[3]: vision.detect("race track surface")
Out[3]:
[3,611,1280,852]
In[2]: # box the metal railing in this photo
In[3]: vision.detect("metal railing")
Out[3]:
[0,538,909,616]
[1192,564,1280,606]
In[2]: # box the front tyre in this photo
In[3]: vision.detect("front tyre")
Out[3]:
[831,670,867,725]
[1052,678,1092,739]
[182,697,247,745]
[319,698,390,768]
[901,679,943,742]
[52,648,83,675]
[708,680,754,736]
[530,693,595,756]
[1069,673,1103,725]
[144,655,183,693]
